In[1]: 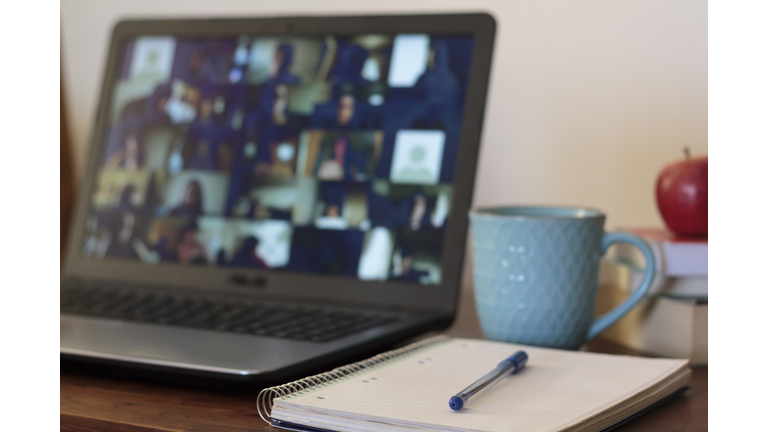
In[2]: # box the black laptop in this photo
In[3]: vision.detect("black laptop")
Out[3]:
[60,13,496,382]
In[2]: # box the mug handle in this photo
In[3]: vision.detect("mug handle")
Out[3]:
[586,231,656,341]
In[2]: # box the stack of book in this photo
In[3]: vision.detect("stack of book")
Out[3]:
[596,228,707,365]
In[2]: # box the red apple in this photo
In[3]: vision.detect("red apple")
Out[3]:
[655,148,708,237]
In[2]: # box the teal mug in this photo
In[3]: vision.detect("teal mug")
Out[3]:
[469,206,656,350]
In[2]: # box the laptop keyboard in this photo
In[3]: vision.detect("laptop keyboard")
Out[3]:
[60,285,400,343]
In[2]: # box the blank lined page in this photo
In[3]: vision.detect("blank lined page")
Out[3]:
[273,338,687,432]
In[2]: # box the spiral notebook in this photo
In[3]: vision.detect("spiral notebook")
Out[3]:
[258,336,691,432]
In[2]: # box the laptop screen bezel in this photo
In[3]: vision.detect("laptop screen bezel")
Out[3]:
[64,13,496,314]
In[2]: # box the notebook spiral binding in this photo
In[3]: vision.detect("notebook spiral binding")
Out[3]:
[257,335,450,423]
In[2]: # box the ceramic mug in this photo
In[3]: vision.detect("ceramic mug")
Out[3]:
[469,206,656,350]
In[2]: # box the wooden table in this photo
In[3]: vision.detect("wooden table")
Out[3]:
[61,289,707,431]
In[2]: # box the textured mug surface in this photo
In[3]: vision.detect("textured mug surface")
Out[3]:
[469,206,655,350]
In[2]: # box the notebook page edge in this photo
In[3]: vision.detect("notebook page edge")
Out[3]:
[568,368,692,432]
[274,401,487,432]
[547,361,690,432]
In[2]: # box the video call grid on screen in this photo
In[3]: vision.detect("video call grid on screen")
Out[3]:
[82,33,474,286]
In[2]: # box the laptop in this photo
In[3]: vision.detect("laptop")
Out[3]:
[61,13,496,382]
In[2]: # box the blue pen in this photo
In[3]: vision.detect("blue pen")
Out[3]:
[448,350,528,411]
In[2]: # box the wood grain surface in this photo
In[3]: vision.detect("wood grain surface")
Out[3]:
[60,289,707,431]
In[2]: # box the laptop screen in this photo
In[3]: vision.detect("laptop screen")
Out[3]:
[81,33,474,286]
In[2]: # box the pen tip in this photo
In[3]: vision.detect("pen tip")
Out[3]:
[449,396,464,411]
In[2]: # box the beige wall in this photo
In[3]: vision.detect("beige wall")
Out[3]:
[62,0,707,231]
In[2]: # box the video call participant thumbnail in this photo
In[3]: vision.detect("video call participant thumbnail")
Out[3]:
[196,218,294,269]
[389,230,444,284]
[163,171,230,218]
[367,182,450,231]
[287,228,365,277]
[314,182,369,230]
[301,130,383,182]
